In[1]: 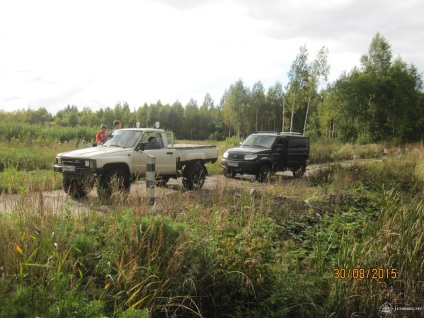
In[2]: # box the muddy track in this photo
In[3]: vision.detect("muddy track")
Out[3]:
[0,159,380,215]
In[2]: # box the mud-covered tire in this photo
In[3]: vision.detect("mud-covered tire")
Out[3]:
[155,176,170,187]
[97,169,130,203]
[62,177,92,199]
[224,169,236,178]
[182,163,206,190]
[256,165,271,183]
[293,164,306,178]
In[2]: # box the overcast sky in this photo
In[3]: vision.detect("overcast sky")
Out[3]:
[1,0,423,114]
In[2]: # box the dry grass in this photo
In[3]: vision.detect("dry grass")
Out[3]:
[0,145,423,317]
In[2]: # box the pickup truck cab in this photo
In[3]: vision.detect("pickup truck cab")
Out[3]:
[54,128,218,201]
[221,132,309,182]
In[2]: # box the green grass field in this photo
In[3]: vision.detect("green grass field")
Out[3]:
[0,137,423,317]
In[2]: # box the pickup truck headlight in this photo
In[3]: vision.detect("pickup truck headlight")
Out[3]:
[223,151,229,159]
[85,160,96,169]
[244,154,257,160]
[56,157,62,165]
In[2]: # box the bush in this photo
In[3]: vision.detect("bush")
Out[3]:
[309,141,384,164]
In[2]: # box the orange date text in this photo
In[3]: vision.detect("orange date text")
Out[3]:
[333,268,397,279]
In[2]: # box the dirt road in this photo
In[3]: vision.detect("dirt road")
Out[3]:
[0,172,303,215]
[0,159,378,215]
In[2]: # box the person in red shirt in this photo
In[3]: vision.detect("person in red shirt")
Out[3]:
[96,124,108,144]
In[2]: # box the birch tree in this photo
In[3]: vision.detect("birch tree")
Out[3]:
[303,46,330,135]
[287,45,309,133]
[266,82,285,131]
[222,80,249,137]
[250,81,266,132]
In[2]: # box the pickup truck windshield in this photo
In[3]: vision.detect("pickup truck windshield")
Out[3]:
[242,135,277,148]
[104,130,142,148]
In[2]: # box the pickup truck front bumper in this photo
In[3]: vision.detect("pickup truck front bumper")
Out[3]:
[53,164,63,173]
[54,164,102,181]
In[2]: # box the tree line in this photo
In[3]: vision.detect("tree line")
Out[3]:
[1,33,423,143]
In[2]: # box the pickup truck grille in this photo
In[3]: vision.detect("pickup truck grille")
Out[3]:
[62,158,85,167]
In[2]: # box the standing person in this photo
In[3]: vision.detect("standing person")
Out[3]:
[96,124,108,144]
[107,120,122,138]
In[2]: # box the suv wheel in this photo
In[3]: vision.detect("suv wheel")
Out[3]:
[256,165,271,183]
[183,163,206,190]
[224,169,236,178]
[293,164,306,178]
[97,169,130,203]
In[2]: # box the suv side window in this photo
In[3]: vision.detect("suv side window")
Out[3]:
[288,138,308,149]
[275,137,285,147]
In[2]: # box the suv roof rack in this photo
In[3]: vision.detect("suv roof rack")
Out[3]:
[254,131,277,134]
[278,132,303,135]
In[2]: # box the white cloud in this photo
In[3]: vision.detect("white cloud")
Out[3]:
[0,0,423,114]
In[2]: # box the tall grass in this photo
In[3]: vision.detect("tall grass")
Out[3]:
[308,141,385,163]
[0,186,284,316]
[0,123,97,143]
[0,141,89,194]
[1,133,423,316]
[333,191,424,317]
[0,167,62,193]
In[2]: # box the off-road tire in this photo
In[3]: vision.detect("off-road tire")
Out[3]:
[182,163,206,190]
[62,177,92,199]
[293,164,306,178]
[97,169,130,203]
[224,169,236,178]
[155,176,170,187]
[256,165,271,183]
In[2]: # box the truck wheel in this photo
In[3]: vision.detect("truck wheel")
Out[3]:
[256,165,271,183]
[155,176,170,187]
[293,164,306,178]
[97,169,130,203]
[63,178,92,199]
[182,163,206,190]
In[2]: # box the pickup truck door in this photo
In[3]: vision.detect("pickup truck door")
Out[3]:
[132,132,176,177]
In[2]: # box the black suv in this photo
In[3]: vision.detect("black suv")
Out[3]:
[221,132,310,182]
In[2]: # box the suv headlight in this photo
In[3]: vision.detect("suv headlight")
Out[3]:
[85,160,97,169]
[223,151,229,159]
[244,154,257,160]
[56,157,62,165]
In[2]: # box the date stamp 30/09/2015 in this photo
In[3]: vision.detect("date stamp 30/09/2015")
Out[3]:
[333,268,397,280]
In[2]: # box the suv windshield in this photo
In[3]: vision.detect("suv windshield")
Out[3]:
[104,130,141,148]
[242,135,277,148]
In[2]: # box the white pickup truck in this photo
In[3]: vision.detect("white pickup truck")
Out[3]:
[53,128,218,201]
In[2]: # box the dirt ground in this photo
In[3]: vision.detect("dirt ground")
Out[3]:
[0,160,376,215]
[0,172,304,215]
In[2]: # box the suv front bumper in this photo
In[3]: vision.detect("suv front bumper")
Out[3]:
[221,158,259,175]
